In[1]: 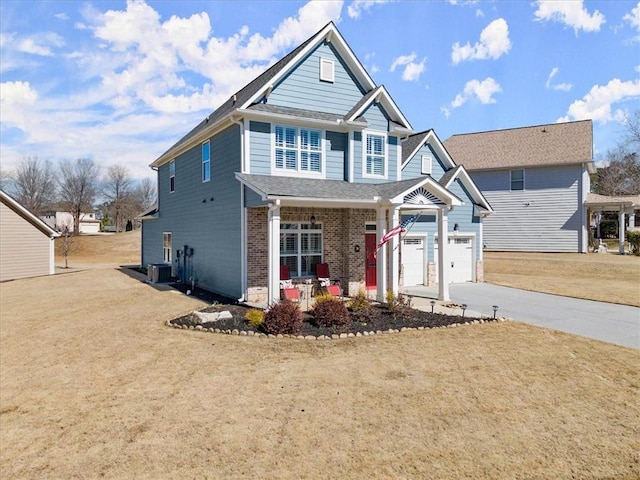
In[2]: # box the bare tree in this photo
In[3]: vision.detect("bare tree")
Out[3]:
[593,148,640,196]
[103,164,134,232]
[10,156,57,214]
[133,177,157,212]
[0,167,11,191]
[58,158,100,235]
[623,110,640,147]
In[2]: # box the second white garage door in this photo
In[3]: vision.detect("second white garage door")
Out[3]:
[402,237,425,286]
[434,236,474,283]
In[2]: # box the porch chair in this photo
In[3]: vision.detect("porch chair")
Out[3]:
[279,265,300,302]
[316,263,341,297]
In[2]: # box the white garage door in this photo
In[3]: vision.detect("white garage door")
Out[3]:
[402,237,425,286]
[434,236,473,283]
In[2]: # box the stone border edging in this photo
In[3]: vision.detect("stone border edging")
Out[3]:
[165,317,513,340]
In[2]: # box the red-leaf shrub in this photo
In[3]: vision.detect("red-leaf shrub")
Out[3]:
[312,296,350,330]
[262,301,303,335]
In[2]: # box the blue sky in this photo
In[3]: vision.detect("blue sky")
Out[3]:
[1,0,639,180]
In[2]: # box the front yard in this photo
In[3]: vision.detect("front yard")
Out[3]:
[1,266,638,479]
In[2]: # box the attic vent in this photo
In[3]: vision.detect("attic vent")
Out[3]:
[421,154,433,175]
[404,187,441,206]
[319,58,334,83]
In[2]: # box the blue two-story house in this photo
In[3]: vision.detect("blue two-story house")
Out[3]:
[140,22,492,304]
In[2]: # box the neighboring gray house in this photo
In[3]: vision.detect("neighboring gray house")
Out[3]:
[1,190,59,282]
[141,22,492,303]
[444,120,595,253]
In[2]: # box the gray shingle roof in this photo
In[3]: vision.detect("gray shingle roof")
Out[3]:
[247,104,367,126]
[401,130,431,164]
[437,166,460,187]
[586,193,640,207]
[443,120,593,171]
[236,173,426,202]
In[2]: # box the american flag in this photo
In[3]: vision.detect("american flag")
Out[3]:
[374,213,419,257]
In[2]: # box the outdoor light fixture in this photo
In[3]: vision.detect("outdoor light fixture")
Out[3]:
[310,215,316,226]
[492,305,499,319]
[453,223,459,232]
[430,300,436,313]
[354,244,360,253]
[461,303,467,318]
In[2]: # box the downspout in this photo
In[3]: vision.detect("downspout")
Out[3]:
[232,115,247,302]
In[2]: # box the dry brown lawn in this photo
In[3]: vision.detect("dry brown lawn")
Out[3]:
[1,233,639,479]
[484,251,640,307]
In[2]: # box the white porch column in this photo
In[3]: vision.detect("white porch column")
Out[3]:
[437,206,450,301]
[268,201,281,304]
[628,208,635,230]
[376,206,387,303]
[619,207,626,254]
[596,211,601,239]
[389,207,400,297]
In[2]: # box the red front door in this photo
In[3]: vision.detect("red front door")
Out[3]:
[365,233,377,289]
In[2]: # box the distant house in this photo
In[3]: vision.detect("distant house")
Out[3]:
[40,210,100,234]
[444,120,595,253]
[1,190,60,282]
[140,22,492,303]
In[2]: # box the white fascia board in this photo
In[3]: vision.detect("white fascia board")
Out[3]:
[151,117,234,168]
[238,109,351,132]
[442,165,494,213]
[346,86,412,131]
[240,23,376,111]
[268,196,380,209]
[400,130,456,170]
[389,177,463,207]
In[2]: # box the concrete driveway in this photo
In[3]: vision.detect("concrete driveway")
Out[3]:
[403,283,640,350]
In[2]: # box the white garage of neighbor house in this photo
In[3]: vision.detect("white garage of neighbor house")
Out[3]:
[0,190,60,282]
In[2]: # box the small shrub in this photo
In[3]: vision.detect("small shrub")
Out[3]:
[312,295,350,330]
[245,308,265,328]
[385,291,413,319]
[348,289,376,324]
[627,230,640,256]
[262,301,303,335]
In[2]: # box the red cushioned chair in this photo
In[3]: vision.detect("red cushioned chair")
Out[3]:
[279,265,300,302]
[316,263,341,297]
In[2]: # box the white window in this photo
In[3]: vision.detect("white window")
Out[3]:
[169,160,175,193]
[280,222,323,277]
[319,58,334,83]
[202,141,210,182]
[274,125,323,175]
[163,232,172,263]
[364,132,386,178]
[511,169,524,191]
[421,154,432,175]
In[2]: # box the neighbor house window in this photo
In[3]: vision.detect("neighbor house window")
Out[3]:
[511,169,524,191]
[364,132,386,177]
[202,141,211,182]
[421,154,432,175]
[163,232,172,263]
[274,125,322,174]
[169,160,175,193]
[319,58,334,83]
[280,222,322,277]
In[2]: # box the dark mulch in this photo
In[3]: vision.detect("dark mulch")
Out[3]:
[168,283,493,337]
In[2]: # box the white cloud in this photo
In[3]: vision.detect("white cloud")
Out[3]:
[389,52,427,81]
[624,2,640,42]
[2,32,65,57]
[451,18,511,64]
[347,0,391,19]
[443,77,501,117]
[55,13,69,21]
[545,67,573,91]
[534,0,605,33]
[558,78,640,124]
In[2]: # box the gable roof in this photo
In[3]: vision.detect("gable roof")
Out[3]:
[0,190,60,238]
[443,120,594,172]
[401,129,456,170]
[152,22,412,168]
[438,166,493,214]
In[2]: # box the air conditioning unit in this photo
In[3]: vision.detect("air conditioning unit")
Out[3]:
[147,263,172,283]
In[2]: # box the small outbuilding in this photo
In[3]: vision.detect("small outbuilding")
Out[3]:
[0,190,60,282]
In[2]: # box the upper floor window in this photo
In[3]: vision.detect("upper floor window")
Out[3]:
[169,160,175,193]
[364,132,386,178]
[202,141,211,182]
[274,125,323,175]
[319,58,334,83]
[511,169,524,191]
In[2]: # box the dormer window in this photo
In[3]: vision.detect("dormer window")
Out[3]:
[319,58,334,83]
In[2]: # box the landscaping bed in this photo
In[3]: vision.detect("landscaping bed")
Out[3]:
[167,283,497,338]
